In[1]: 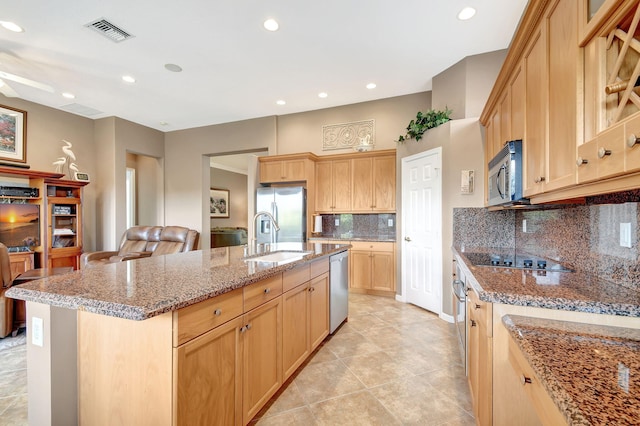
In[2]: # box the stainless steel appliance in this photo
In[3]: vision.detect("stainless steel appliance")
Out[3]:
[255,186,306,243]
[329,250,349,333]
[452,261,467,375]
[487,139,528,207]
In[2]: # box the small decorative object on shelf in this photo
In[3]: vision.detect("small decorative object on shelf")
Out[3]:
[53,140,89,180]
[396,107,452,143]
[354,134,375,152]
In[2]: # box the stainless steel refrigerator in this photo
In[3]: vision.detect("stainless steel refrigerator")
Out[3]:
[255,186,306,243]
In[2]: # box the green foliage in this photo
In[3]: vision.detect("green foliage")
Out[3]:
[396,107,452,142]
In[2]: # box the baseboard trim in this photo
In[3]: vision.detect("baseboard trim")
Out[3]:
[439,312,454,323]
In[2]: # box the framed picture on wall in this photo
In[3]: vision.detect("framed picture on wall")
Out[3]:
[210,188,230,218]
[0,104,27,163]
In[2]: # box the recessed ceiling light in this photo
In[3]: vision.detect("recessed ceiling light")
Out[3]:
[164,63,182,72]
[318,92,328,98]
[159,121,169,126]
[0,21,24,33]
[263,19,279,31]
[276,100,286,105]
[457,7,476,20]
[62,92,75,99]
[366,83,377,89]
[122,75,136,83]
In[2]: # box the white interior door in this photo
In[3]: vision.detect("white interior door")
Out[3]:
[402,148,442,314]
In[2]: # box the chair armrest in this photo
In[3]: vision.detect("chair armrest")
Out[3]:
[108,252,153,262]
[80,251,119,268]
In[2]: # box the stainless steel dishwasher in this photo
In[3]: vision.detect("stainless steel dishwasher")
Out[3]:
[329,250,349,333]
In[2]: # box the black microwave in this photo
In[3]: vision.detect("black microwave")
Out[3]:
[487,140,529,207]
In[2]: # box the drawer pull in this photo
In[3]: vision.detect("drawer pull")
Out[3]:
[264,288,271,294]
[576,157,588,166]
[520,374,532,385]
[598,147,612,158]
[628,134,640,148]
[213,309,222,316]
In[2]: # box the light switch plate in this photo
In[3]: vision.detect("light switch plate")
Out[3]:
[620,223,632,248]
[32,317,44,347]
[335,218,339,226]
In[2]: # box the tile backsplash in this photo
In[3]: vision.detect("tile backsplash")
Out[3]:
[315,213,396,240]
[453,190,640,290]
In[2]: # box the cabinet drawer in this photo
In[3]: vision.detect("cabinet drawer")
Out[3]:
[310,258,329,277]
[468,288,492,337]
[507,335,567,426]
[283,264,310,292]
[173,288,243,346]
[349,241,394,252]
[244,274,283,312]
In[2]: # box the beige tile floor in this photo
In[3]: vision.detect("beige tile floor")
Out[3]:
[252,293,475,425]
[0,293,474,426]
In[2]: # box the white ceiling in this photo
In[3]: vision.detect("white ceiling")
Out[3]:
[0,0,528,132]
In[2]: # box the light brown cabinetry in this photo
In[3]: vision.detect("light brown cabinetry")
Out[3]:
[283,259,330,380]
[349,241,395,295]
[8,252,34,280]
[258,154,315,184]
[44,180,88,270]
[351,155,396,212]
[315,159,351,212]
[467,288,493,426]
[78,255,338,426]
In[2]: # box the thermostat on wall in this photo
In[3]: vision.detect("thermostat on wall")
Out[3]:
[74,172,90,182]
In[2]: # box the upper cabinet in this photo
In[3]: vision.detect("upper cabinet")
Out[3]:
[258,153,316,184]
[481,0,640,204]
[315,159,351,213]
[351,154,396,213]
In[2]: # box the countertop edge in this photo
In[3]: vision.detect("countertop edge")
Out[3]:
[6,246,350,321]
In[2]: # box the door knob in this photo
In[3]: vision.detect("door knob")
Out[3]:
[404,236,411,242]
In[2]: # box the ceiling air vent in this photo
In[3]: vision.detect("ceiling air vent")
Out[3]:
[85,18,134,43]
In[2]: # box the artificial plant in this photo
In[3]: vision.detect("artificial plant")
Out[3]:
[396,107,452,142]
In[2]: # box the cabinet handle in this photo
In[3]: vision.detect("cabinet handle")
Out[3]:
[598,147,612,158]
[470,319,477,327]
[246,323,252,331]
[264,288,271,294]
[474,304,481,310]
[534,176,546,183]
[576,157,588,167]
[628,134,640,148]
[520,374,532,385]
[404,236,411,242]
[308,287,315,292]
[213,308,222,316]
[240,326,247,333]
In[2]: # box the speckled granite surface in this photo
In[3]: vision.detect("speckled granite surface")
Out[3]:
[503,315,640,425]
[6,243,349,321]
[453,247,640,317]
[314,213,396,241]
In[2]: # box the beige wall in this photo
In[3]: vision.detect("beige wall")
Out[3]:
[164,117,277,248]
[432,49,507,119]
[277,92,431,156]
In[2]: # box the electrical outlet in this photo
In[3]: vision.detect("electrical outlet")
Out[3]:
[32,317,44,347]
[388,218,394,227]
[522,219,527,233]
[620,223,632,248]
[335,218,339,226]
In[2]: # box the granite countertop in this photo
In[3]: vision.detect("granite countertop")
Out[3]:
[6,243,350,321]
[453,246,640,317]
[503,315,640,425]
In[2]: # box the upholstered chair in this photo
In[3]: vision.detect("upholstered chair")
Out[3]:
[0,243,15,337]
[80,225,200,268]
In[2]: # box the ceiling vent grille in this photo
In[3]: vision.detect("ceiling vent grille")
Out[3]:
[85,18,134,43]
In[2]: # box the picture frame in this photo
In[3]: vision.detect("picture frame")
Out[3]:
[0,104,27,163]
[210,188,230,218]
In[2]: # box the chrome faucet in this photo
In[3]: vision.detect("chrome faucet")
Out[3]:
[251,211,280,248]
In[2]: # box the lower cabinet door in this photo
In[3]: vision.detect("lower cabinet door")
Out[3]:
[283,283,310,380]
[309,272,329,350]
[242,296,283,425]
[371,251,395,292]
[350,251,372,289]
[175,316,243,426]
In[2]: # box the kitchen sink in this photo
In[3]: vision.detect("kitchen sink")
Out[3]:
[244,250,312,263]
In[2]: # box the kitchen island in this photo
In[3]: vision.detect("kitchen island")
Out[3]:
[7,242,349,426]
[453,246,640,425]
